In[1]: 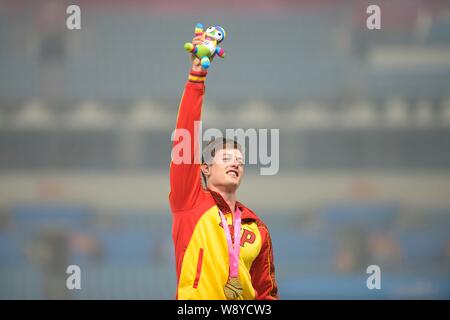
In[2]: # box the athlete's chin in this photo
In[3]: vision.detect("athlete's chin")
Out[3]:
[222,177,242,190]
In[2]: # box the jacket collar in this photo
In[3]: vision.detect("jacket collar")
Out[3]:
[208,189,259,222]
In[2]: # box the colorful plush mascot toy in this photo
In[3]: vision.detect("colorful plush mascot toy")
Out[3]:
[184,23,226,69]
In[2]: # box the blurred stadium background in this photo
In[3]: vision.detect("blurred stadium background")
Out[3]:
[1,0,450,299]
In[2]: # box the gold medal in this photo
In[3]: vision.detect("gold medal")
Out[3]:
[224,277,243,300]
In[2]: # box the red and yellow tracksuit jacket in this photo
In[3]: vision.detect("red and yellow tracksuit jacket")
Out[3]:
[169,70,278,300]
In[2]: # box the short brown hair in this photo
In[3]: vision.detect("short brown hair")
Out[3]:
[201,137,243,165]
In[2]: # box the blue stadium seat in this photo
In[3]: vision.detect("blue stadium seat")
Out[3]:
[11,204,92,231]
[320,202,399,229]
[94,230,154,263]
[0,231,26,265]
[398,229,450,267]
[272,230,336,272]
[0,266,42,299]
[73,264,175,299]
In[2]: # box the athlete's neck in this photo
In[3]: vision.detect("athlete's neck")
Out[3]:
[208,185,237,214]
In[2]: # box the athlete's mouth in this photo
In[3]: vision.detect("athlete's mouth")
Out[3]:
[226,169,239,178]
[205,35,215,41]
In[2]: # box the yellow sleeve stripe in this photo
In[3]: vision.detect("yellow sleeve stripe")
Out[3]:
[188,75,207,82]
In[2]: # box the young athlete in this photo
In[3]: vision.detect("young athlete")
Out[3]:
[169,34,278,300]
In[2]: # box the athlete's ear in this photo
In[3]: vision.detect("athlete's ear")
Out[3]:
[201,163,211,178]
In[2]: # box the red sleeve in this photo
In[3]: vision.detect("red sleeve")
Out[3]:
[169,71,208,212]
[250,223,279,300]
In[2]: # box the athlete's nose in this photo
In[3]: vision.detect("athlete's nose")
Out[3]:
[230,160,240,169]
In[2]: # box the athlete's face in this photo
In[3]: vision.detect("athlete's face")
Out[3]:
[202,148,244,191]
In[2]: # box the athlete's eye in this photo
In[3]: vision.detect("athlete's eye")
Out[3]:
[206,27,214,32]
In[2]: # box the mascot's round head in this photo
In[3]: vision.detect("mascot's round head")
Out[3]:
[205,25,226,43]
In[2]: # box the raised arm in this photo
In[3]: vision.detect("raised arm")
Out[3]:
[169,36,208,212]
